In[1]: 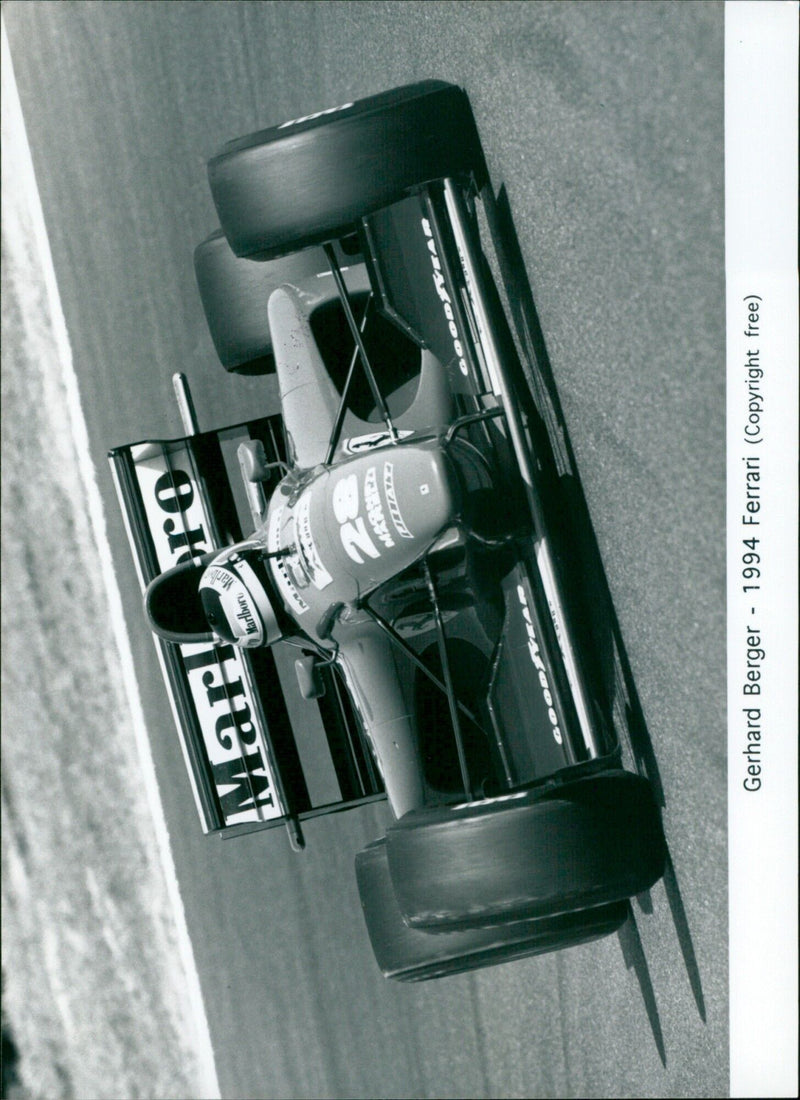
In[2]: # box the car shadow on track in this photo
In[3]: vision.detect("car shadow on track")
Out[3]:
[484,183,706,1062]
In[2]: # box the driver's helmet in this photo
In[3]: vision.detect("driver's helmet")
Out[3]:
[199,541,282,648]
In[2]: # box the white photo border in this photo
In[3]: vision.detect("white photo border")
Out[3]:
[725,3,798,1095]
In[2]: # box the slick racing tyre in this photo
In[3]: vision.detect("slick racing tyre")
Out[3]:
[194,230,367,373]
[386,771,666,930]
[194,229,320,373]
[208,80,487,260]
[356,839,628,982]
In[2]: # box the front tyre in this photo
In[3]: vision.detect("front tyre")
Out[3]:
[193,231,366,373]
[386,771,666,930]
[208,80,487,260]
[356,839,628,982]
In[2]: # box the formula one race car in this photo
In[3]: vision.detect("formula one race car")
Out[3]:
[110,81,666,981]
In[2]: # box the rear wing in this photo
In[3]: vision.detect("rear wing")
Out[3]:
[108,393,384,848]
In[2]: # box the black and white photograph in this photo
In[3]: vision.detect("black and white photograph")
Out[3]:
[2,3,795,1098]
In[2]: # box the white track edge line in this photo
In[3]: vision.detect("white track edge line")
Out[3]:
[1,21,222,1100]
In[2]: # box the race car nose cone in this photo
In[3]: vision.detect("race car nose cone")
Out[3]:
[379,444,456,544]
[320,442,459,593]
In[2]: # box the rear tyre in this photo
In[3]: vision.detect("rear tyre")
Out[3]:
[386,771,666,930]
[356,838,628,982]
[208,80,487,260]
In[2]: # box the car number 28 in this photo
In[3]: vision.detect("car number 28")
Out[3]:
[332,474,380,565]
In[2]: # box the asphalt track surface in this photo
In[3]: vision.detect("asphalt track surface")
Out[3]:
[5,3,727,1097]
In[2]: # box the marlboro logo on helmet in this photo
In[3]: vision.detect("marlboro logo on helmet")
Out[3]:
[199,544,281,648]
